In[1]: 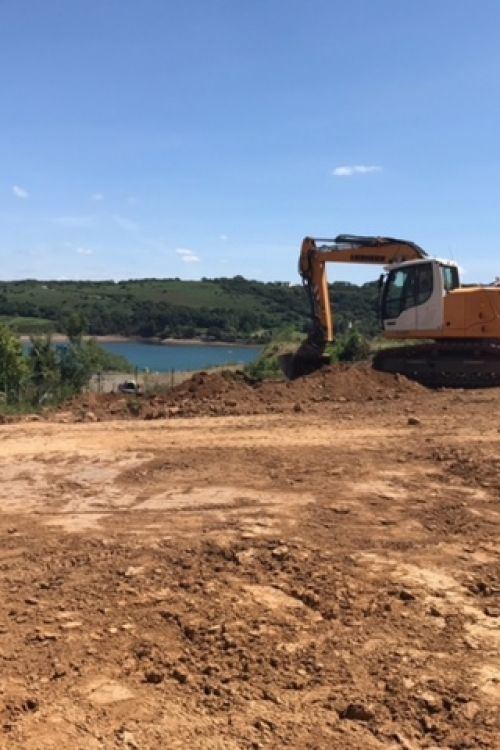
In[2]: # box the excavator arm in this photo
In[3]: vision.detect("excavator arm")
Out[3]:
[282,235,428,379]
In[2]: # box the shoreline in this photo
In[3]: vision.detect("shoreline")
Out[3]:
[159,338,262,348]
[19,334,263,348]
[20,334,131,344]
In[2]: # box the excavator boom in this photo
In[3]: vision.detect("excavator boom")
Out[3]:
[282,235,428,379]
[299,234,427,343]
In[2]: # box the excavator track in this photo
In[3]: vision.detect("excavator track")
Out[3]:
[373,341,500,388]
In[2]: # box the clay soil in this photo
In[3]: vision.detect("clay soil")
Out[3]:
[0,365,499,749]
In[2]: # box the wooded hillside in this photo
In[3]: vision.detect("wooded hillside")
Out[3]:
[0,276,380,341]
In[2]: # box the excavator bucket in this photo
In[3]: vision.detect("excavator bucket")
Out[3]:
[279,351,330,380]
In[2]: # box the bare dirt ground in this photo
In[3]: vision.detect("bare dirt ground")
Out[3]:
[0,367,499,749]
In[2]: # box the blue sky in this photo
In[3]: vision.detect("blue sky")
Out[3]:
[1,0,500,284]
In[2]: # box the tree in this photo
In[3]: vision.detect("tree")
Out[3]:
[60,311,88,342]
[58,341,94,393]
[0,323,29,404]
[28,335,61,404]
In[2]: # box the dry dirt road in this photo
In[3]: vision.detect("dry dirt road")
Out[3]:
[0,388,499,749]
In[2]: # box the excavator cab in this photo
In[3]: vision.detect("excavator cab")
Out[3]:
[380,259,460,336]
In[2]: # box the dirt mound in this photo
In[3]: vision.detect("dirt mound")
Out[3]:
[52,363,426,423]
[263,362,425,402]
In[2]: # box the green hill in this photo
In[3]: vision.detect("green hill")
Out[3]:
[0,276,380,342]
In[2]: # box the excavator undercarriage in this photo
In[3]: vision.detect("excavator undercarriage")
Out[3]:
[283,337,500,389]
[373,340,500,388]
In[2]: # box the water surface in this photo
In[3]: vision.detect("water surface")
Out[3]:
[101,341,261,372]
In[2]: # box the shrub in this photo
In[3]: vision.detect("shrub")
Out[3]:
[245,342,286,380]
[331,330,371,362]
[0,324,29,403]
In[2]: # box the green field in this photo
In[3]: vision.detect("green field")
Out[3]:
[0,315,56,335]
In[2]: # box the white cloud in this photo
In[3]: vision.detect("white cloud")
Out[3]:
[176,247,200,263]
[332,165,383,177]
[90,192,104,201]
[113,214,140,232]
[219,233,229,241]
[12,185,29,199]
[76,247,93,255]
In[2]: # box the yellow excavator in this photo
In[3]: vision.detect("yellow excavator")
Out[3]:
[282,235,500,387]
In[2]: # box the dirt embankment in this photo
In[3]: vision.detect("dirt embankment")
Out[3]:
[40,363,427,423]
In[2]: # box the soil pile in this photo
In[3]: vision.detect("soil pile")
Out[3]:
[261,362,425,402]
[54,362,426,422]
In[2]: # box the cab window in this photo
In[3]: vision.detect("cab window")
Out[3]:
[415,264,433,304]
[382,262,434,319]
[441,265,459,292]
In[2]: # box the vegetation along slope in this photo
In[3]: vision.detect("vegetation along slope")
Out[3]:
[0,276,379,342]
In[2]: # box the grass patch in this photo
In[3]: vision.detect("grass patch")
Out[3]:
[0,316,57,334]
